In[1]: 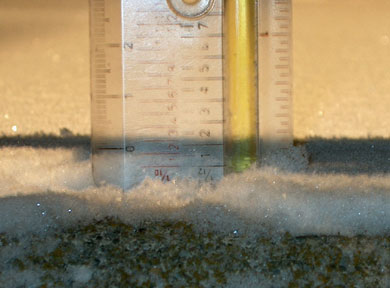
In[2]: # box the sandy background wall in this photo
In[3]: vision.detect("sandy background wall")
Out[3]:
[1,0,390,139]
[0,0,90,136]
[294,0,390,138]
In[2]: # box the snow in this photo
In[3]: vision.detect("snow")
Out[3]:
[0,144,389,239]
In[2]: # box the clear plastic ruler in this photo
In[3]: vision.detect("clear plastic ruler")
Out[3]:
[90,0,292,189]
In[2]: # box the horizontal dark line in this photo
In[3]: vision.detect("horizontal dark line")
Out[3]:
[0,134,90,148]
[2,135,390,176]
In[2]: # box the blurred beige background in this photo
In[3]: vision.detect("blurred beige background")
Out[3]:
[1,0,390,139]
[0,0,90,136]
[294,0,390,138]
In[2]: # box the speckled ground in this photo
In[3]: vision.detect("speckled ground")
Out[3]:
[1,218,390,287]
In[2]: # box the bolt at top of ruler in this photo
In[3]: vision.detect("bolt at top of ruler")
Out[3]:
[167,0,215,19]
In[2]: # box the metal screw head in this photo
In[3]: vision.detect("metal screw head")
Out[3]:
[167,0,215,19]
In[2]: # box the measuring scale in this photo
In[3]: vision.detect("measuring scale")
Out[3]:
[90,0,292,189]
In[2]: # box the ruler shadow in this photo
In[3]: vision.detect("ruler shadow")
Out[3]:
[304,137,390,175]
[0,134,90,149]
[2,135,390,175]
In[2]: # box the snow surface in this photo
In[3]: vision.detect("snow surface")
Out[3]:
[0,144,389,238]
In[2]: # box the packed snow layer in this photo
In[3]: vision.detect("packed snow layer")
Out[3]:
[0,143,389,238]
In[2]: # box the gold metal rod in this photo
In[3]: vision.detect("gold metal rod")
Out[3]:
[224,0,258,173]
